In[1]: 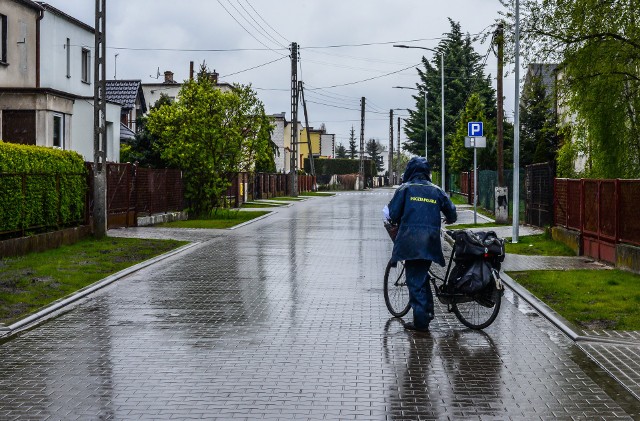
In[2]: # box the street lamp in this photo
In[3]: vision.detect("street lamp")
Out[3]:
[393,86,428,161]
[394,44,445,191]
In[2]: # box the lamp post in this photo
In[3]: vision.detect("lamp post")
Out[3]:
[393,86,428,161]
[512,0,521,243]
[394,44,445,191]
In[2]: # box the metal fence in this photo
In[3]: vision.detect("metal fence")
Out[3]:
[525,163,554,227]
[87,163,184,229]
[555,178,640,262]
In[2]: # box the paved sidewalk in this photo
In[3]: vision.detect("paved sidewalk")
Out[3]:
[0,190,638,419]
[449,205,640,405]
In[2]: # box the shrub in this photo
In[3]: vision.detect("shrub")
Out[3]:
[303,158,376,177]
[0,142,86,235]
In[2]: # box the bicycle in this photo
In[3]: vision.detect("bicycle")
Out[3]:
[383,229,504,330]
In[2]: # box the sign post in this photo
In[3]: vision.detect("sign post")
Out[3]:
[465,122,485,224]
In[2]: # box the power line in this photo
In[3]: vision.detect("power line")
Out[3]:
[300,31,490,50]
[234,0,287,48]
[219,56,288,78]
[244,0,290,45]
[216,0,287,56]
[308,63,420,90]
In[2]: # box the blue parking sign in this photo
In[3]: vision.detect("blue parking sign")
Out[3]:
[468,122,483,137]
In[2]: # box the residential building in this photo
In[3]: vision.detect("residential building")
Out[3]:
[0,0,121,161]
[269,112,288,172]
[142,68,233,110]
[106,79,147,133]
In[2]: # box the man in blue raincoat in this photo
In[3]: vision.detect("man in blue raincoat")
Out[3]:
[387,157,457,332]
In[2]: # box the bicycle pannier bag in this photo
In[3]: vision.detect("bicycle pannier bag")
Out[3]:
[452,260,493,294]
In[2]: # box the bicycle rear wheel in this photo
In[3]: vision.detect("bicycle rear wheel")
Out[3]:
[452,286,502,330]
[384,260,411,318]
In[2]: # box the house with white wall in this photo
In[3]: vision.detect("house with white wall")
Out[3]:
[142,68,233,110]
[0,0,121,161]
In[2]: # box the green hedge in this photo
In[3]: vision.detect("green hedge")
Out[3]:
[304,158,376,177]
[0,142,87,235]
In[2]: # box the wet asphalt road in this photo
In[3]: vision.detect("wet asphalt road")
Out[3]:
[1,190,639,420]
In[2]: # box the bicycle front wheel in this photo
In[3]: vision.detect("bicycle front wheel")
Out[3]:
[384,260,411,318]
[452,286,502,330]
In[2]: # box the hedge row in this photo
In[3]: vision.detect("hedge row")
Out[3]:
[303,158,376,178]
[0,142,87,235]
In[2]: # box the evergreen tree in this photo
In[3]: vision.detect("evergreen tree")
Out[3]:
[365,138,385,173]
[449,93,493,173]
[335,143,347,158]
[120,94,175,168]
[404,20,497,176]
[520,74,558,166]
[348,126,358,159]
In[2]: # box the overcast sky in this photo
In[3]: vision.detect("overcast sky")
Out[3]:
[45,0,516,152]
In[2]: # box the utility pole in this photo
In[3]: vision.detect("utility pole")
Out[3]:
[513,0,521,242]
[299,81,315,177]
[494,22,509,224]
[397,116,401,182]
[496,22,505,187]
[93,0,107,238]
[358,97,365,190]
[389,109,394,185]
[289,42,299,196]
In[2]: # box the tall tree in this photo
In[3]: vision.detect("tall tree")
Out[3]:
[520,73,558,166]
[500,0,640,178]
[449,93,493,173]
[147,65,273,215]
[335,143,347,158]
[365,138,385,173]
[404,19,497,174]
[348,126,358,159]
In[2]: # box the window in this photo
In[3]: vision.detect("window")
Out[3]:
[0,14,7,64]
[52,114,64,148]
[81,48,90,83]
[66,38,70,78]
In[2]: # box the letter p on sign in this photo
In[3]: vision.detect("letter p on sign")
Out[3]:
[468,122,483,137]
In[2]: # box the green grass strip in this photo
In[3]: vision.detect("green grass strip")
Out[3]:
[505,233,575,256]
[266,196,306,201]
[508,269,640,331]
[241,203,283,208]
[158,211,270,229]
[0,237,186,325]
[300,192,336,197]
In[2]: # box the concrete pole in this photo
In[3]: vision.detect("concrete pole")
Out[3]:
[440,52,445,191]
[513,0,521,242]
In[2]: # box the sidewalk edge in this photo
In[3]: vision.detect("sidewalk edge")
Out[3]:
[228,211,275,230]
[0,241,200,338]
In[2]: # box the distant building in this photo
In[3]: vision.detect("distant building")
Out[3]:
[269,112,289,172]
[142,68,233,110]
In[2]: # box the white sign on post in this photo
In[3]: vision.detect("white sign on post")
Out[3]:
[464,136,487,148]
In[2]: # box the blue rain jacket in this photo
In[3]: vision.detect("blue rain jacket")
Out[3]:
[388,157,457,266]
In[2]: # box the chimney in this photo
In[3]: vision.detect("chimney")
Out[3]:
[189,61,194,80]
[210,69,219,85]
[163,71,174,84]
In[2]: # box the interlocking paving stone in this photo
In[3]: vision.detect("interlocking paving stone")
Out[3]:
[0,189,638,419]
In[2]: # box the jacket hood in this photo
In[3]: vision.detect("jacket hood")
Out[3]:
[403,157,431,182]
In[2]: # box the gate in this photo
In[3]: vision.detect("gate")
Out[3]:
[525,162,554,227]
